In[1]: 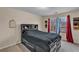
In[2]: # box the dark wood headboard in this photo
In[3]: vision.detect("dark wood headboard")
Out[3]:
[21,24,38,42]
[21,24,38,33]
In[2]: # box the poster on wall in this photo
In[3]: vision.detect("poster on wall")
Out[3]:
[73,17,79,30]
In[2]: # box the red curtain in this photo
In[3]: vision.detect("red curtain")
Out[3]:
[66,15,73,43]
[48,18,50,32]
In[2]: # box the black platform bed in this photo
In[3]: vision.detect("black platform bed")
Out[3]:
[21,24,61,52]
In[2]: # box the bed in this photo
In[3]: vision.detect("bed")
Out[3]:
[21,24,61,52]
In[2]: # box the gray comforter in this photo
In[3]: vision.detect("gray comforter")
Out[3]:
[22,30,61,52]
[23,30,61,43]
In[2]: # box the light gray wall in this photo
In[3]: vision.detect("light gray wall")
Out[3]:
[0,8,42,49]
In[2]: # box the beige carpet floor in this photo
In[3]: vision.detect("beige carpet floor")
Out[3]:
[59,41,79,52]
[0,44,30,52]
[0,41,79,52]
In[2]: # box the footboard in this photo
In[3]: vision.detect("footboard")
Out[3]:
[50,40,61,52]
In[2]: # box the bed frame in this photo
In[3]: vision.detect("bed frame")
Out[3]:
[21,24,61,52]
[21,24,38,51]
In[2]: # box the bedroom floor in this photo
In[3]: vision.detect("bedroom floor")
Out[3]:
[0,44,30,52]
[0,41,79,52]
[59,41,79,52]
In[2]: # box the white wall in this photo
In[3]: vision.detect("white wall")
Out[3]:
[42,10,79,44]
[41,17,48,32]
[0,8,42,49]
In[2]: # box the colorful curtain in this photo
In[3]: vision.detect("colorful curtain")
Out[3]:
[56,17,60,34]
[48,18,50,32]
[66,15,73,43]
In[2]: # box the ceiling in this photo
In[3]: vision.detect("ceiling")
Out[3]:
[13,7,79,16]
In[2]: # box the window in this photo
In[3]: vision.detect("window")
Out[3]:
[60,16,66,33]
[50,17,56,32]
[50,16,66,33]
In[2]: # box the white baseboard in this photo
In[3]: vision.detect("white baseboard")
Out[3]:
[0,41,21,50]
